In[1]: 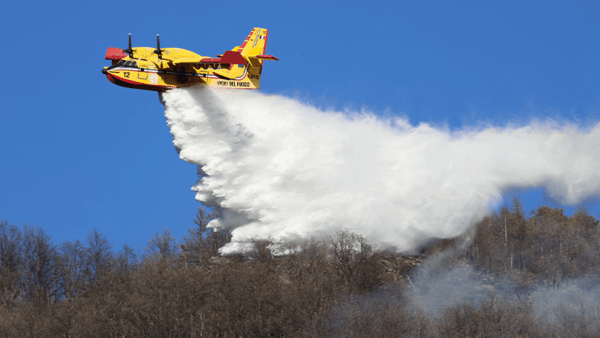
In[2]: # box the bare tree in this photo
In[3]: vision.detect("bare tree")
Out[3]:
[84,228,113,286]
[56,240,87,301]
[20,225,59,307]
[329,229,381,292]
[115,244,138,276]
[182,206,231,265]
[145,227,179,262]
[0,220,23,309]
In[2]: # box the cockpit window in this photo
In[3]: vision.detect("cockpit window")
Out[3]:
[107,60,138,70]
[107,60,126,70]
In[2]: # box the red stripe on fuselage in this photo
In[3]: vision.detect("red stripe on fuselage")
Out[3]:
[106,73,174,92]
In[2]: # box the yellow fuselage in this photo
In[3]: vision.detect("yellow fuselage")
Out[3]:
[102,27,274,92]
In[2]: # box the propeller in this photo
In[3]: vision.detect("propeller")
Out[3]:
[123,33,133,57]
[154,34,163,58]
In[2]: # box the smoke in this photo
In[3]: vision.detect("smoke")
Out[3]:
[405,254,600,330]
[404,253,496,316]
[162,87,600,254]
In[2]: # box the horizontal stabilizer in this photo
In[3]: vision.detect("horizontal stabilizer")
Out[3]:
[254,55,279,61]
[105,47,127,60]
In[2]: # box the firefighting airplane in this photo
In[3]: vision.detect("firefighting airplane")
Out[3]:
[102,27,278,92]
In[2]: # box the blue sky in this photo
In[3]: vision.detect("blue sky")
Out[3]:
[1,0,599,250]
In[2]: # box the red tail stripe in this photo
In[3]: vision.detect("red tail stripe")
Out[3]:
[263,30,269,54]
[239,28,257,49]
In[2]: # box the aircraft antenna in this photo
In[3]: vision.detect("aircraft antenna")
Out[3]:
[154,34,162,58]
[124,33,133,57]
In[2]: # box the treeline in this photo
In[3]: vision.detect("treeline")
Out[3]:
[0,202,598,337]
[467,198,600,287]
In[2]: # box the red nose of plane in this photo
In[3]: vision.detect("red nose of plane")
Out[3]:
[105,73,116,84]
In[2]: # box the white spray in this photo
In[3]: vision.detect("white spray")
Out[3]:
[163,87,600,254]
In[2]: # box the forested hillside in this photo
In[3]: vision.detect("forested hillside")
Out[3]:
[0,201,599,337]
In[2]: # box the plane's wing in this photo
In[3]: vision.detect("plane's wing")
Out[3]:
[172,57,204,65]
[105,47,127,60]
[172,51,249,66]
[200,58,221,63]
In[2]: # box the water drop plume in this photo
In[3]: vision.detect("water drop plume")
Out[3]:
[163,87,600,254]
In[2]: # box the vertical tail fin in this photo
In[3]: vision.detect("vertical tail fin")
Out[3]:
[231,28,276,89]
[234,27,269,57]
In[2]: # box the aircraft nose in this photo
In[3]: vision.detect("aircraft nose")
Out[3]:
[102,68,108,75]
